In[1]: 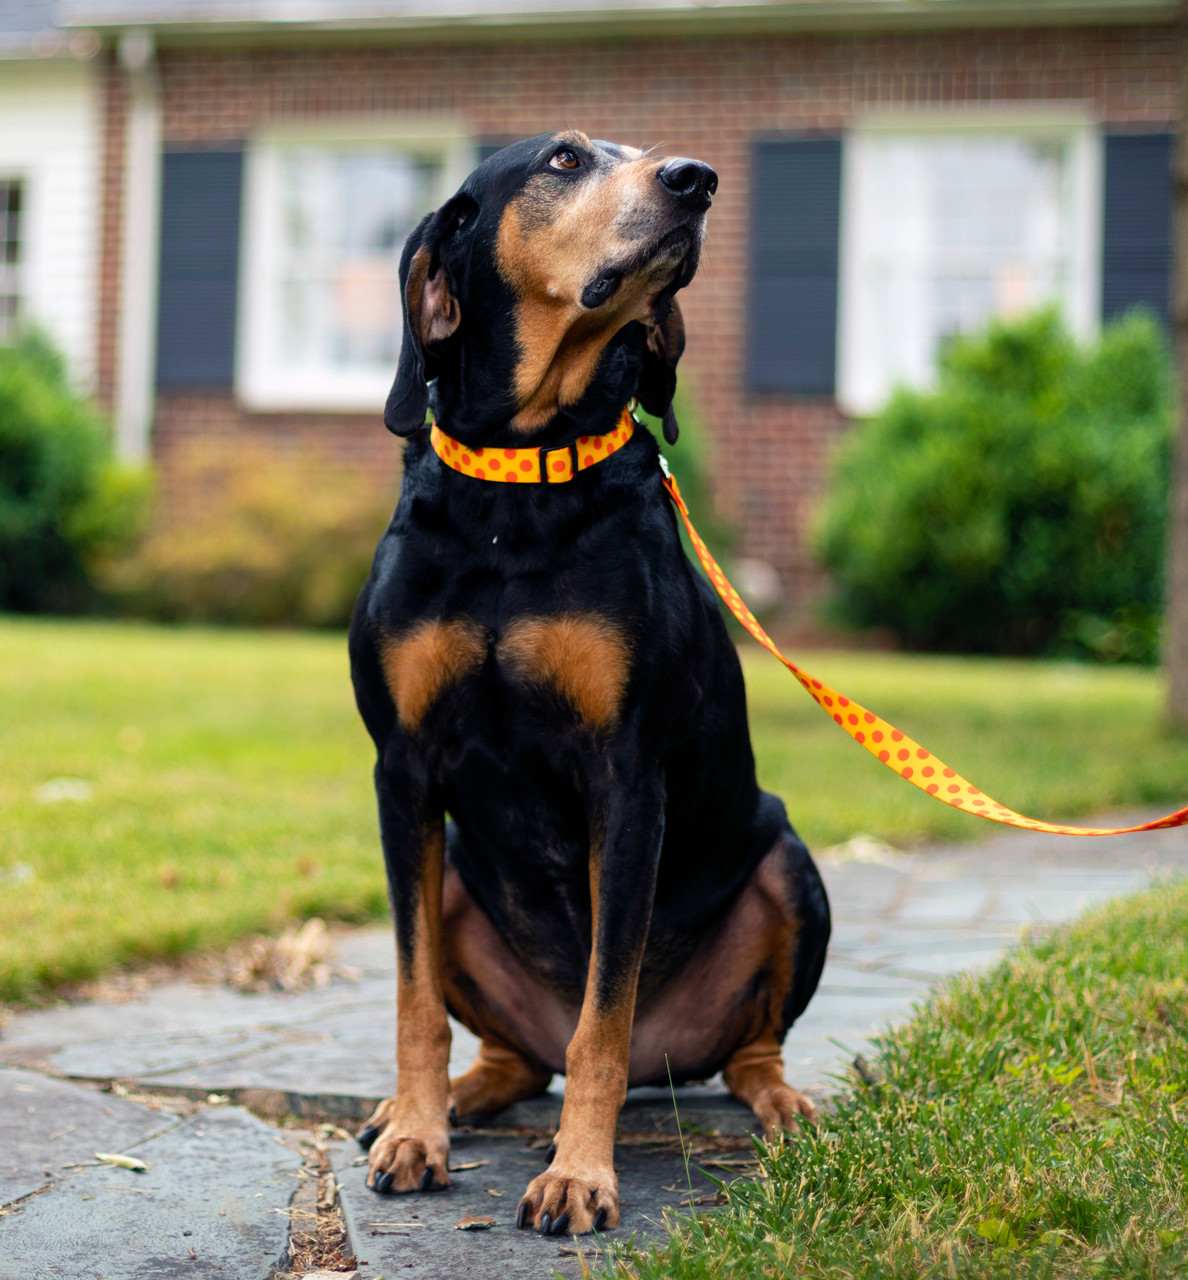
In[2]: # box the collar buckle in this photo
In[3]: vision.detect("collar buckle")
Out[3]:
[540,440,580,483]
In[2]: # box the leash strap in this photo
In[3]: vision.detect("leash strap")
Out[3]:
[659,459,1188,837]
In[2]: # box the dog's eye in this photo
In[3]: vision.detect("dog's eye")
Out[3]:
[549,148,580,171]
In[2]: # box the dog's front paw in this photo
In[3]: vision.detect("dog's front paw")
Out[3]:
[752,1082,816,1137]
[359,1098,450,1194]
[515,1164,618,1235]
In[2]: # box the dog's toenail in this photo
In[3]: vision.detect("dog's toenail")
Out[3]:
[540,1212,552,1235]
[358,1124,381,1150]
[552,1212,570,1235]
[420,1168,433,1191]
[516,1202,529,1229]
[594,1207,608,1231]
[375,1171,395,1194]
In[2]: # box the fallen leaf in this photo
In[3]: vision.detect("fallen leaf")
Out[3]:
[486,1189,504,1197]
[95,1153,147,1172]
[448,1160,489,1172]
[455,1214,497,1231]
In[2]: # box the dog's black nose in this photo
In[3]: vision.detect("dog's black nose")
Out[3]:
[657,158,718,210]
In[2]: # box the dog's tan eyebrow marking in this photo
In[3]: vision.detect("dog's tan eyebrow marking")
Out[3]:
[381,618,487,730]
[500,614,631,730]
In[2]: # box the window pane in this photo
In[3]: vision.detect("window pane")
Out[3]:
[275,148,437,373]
[845,133,1078,411]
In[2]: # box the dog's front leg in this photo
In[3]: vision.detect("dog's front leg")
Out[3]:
[360,769,451,1194]
[517,767,665,1235]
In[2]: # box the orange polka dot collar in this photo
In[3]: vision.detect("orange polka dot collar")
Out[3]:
[429,407,634,483]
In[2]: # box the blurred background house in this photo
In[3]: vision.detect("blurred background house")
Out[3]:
[0,1,100,381]
[1,0,1177,617]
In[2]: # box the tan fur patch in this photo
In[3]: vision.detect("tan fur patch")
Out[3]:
[449,1040,552,1119]
[500,614,631,730]
[381,618,486,730]
[494,131,690,430]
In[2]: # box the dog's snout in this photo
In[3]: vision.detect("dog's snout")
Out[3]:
[656,158,718,210]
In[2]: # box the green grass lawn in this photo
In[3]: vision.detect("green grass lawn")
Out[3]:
[3,616,1188,1003]
[602,879,1188,1279]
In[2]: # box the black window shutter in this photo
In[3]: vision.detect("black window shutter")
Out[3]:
[746,137,842,395]
[1102,132,1174,328]
[156,149,243,389]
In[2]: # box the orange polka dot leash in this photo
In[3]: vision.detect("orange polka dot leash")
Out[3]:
[659,456,1188,837]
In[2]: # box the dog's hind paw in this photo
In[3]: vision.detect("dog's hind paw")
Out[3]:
[752,1082,816,1137]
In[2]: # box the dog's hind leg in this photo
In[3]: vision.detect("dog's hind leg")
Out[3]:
[449,1040,552,1122]
[723,1033,816,1135]
[723,821,831,1137]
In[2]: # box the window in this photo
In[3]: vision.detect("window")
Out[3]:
[239,123,474,411]
[0,179,23,341]
[838,116,1100,415]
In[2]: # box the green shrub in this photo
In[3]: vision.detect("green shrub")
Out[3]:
[102,442,396,628]
[817,308,1172,658]
[0,331,149,612]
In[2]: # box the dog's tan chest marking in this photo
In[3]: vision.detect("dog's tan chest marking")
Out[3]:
[381,618,487,730]
[499,614,631,731]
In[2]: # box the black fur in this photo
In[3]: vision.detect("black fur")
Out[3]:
[351,133,829,1086]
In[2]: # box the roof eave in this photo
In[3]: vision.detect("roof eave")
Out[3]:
[57,0,1180,44]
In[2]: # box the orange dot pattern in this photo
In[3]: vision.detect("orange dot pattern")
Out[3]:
[430,410,635,485]
[661,466,1188,840]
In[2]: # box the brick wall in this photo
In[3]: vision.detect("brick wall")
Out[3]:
[97,24,1179,613]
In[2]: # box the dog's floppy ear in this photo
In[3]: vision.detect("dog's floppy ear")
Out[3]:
[635,300,686,445]
[384,204,466,436]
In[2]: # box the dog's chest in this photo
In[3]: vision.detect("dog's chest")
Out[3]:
[379,611,632,736]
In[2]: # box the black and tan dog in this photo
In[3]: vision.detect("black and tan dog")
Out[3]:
[348,131,830,1236]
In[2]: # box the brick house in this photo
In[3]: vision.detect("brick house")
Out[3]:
[52,0,1182,614]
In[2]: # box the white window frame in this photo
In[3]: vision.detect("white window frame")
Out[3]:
[837,106,1103,417]
[238,117,476,413]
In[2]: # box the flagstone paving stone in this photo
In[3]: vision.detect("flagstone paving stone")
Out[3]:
[0,1066,181,1207]
[331,1133,729,1279]
[0,1105,302,1280]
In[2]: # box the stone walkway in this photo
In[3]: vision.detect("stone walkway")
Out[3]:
[2,813,1186,1278]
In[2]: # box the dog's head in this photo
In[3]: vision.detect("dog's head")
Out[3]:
[385,131,716,445]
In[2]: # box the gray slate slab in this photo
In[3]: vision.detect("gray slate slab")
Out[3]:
[0,1067,179,1208]
[333,1134,729,1279]
[0,1106,302,1280]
